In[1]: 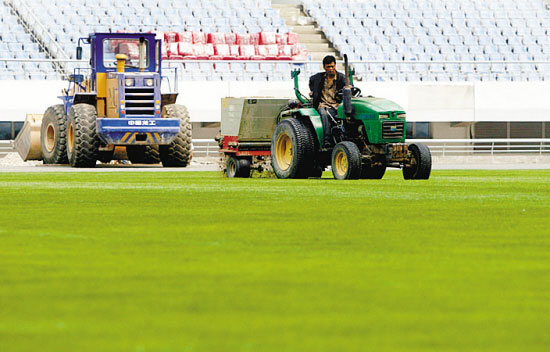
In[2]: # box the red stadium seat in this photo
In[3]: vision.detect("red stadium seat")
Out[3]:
[192,44,208,59]
[276,33,287,44]
[162,31,304,61]
[166,42,176,56]
[236,33,251,45]
[259,32,277,45]
[193,32,207,44]
[208,33,226,44]
[212,44,234,60]
[204,43,215,57]
[225,33,237,45]
[239,45,264,60]
[239,45,255,59]
[250,32,260,45]
[177,42,193,56]
[177,32,193,43]
[164,32,177,43]
[229,45,241,58]
[278,45,293,60]
[287,32,299,45]
[257,44,279,60]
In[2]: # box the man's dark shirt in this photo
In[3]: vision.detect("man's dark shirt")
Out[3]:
[309,71,346,110]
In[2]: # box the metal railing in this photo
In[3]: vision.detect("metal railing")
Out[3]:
[0,140,14,157]
[192,139,220,158]
[0,58,549,81]
[191,138,550,158]
[410,138,550,156]
[2,139,549,159]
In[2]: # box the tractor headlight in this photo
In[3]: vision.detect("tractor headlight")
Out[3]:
[397,114,406,119]
[379,114,389,119]
[125,78,134,87]
[144,78,154,87]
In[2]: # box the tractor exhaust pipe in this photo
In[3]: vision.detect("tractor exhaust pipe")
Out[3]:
[343,54,352,117]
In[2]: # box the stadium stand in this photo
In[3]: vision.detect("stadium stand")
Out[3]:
[0,2,57,80]
[1,0,550,81]
[5,0,309,81]
[302,0,550,81]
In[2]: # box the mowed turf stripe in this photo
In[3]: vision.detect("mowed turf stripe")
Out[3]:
[0,170,549,351]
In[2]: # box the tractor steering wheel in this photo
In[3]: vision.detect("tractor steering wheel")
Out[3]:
[337,86,362,99]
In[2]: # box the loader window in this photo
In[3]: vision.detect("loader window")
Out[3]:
[103,38,149,68]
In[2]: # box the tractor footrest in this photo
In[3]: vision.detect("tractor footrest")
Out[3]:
[97,118,180,145]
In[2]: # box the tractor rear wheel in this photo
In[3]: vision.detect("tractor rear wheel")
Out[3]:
[271,118,314,179]
[361,163,386,179]
[41,104,68,164]
[403,143,432,180]
[226,156,251,178]
[67,103,99,167]
[127,145,161,164]
[160,104,192,167]
[331,141,361,180]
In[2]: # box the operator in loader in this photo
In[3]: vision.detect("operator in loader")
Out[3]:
[309,55,346,148]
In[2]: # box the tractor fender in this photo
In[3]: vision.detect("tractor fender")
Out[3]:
[293,108,323,147]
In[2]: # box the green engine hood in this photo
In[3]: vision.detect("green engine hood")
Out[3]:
[337,97,405,120]
[336,96,407,144]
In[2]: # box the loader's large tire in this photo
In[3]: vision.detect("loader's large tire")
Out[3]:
[403,143,432,180]
[361,163,386,179]
[67,103,99,167]
[271,118,315,179]
[41,104,68,164]
[331,141,362,180]
[160,104,192,167]
[126,145,161,164]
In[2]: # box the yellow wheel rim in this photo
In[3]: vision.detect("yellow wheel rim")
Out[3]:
[68,122,74,154]
[334,150,348,177]
[275,133,292,171]
[45,123,55,152]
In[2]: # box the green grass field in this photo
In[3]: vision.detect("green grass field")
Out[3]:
[0,170,549,351]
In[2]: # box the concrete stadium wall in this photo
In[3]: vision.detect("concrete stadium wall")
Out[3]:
[1,80,550,123]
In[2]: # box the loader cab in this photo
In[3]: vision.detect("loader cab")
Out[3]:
[69,32,164,119]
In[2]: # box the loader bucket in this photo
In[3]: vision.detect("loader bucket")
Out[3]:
[14,114,43,161]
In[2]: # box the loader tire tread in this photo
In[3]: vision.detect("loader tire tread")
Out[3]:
[160,104,192,167]
[68,104,99,168]
[41,104,68,164]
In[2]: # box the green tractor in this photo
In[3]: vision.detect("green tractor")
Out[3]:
[271,55,431,180]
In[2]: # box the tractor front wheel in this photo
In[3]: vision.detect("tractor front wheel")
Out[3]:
[41,104,68,164]
[67,103,99,167]
[226,156,251,178]
[271,118,314,179]
[331,141,362,180]
[403,143,432,180]
[160,104,192,167]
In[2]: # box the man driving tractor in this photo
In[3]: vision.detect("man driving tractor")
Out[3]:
[309,55,346,148]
